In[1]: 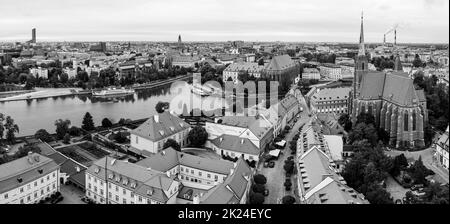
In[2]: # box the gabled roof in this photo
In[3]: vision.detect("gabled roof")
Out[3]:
[130,111,190,142]
[136,147,234,175]
[87,157,175,203]
[0,153,59,193]
[265,55,296,71]
[200,158,252,204]
[211,135,260,156]
[359,72,422,107]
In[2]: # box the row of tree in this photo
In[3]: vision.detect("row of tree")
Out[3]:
[0,113,20,143]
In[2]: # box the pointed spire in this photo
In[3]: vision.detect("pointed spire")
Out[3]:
[358,11,366,56]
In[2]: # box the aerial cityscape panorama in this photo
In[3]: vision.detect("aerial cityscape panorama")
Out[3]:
[0,0,449,209]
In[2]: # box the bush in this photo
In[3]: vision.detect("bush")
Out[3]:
[249,192,265,204]
[35,129,54,142]
[68,126,82,136]
[252,184,266,194]
[254,174,267,185]
[282,195,296,204]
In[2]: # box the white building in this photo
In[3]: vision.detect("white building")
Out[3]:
[434,127,449,170]
[319,63,343,80]
[302,68,320,80]
[222,62,265,83]
[0,153,60,204]
[29,67,48,79]
[63,67,77,79]
[210,135,260,162]
[130,111,191,154]
[85,157,179,204]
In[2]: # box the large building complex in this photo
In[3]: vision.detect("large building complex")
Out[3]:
[350,15,428,148]
[0,153,60,204]
[310,87,351,115]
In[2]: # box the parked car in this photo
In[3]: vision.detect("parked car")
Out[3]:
[263,189,270,196]
[411,184,424,191]
[263,161,269,168]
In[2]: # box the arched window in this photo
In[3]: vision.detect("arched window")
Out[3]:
[404,111,409,131]
[361,104,366,114]
[368,104,373,116]
[412,111,417,131]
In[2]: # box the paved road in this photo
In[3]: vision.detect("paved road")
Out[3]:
[60,184,86,204]
[258,91,312,204]
[385,147,449,184]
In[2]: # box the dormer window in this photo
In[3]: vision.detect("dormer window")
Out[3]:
[94,168,100,174]
[130,182,136,188]
[123,179,128,185]
[108,174,114,179]
[169,127,175,132]
[159,130,165,136]
[115,176,121,182]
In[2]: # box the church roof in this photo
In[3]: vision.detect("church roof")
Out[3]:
[359,72,422,107]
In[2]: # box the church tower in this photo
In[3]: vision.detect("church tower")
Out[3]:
[394,54,403,71]
[354,12,369,99]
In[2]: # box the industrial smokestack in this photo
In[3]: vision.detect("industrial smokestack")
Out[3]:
[383,34,386,46]
[394,29,397,46]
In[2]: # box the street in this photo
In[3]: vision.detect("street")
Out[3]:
[258,91,312,204]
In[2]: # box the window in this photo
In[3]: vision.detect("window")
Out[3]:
[185,168,189,173]
[109,192,112,199]
[198,171,202,176]
[4,194,8,199]
[214,175,218,181]
[100,189,104,196]
[53,173,56,178]
[47,175,50,181]
[20,188,24,193]
[138,196,142,202]
[136,136,139,144]
[191,170,194,174]
[123,198,126,204]
[115,186,119,192]
[207,174,211,178]
[20,199,24,204]
[27,184,30,190]
[123,189,126,195]
[404,111,409,131]
[181,167,184,172]
[41,179,43,184]
[131,192,134,198]
[115,195,119,201]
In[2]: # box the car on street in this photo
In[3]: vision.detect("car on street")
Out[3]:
[264,189,270,196]
[411,184,424,191]
[263,161,269,168]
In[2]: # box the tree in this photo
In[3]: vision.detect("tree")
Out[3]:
[252,183,266,194]
[0,113,5,140]
[254,174,267,185]
[412,54,423,68]
[54,119,71,140]
[284,160,295,174]
[338,114,352,132]
[4,116,19,143]
[155,101,169,113]
[187,126,208,147]
[82,112,95,131]
[258,58,265,66]
[63,134,71,144]
[101,118,113,128]
[35,129,54,142]
[163,138,181,151]
[282,195,296,204]
[249,192,265,204]
[68,126,82,136]
[408,156,433,185]
[391,154,409,177]
[365,183,394,204]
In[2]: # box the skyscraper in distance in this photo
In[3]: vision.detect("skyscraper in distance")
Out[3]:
[31,28,36,43]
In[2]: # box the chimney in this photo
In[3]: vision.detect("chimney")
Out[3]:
[154,115,159,123]
[394,29,397,46]
[219,137,223,142]
[76,166,80,173]
[27,152,33,164]
[240,139,244,144]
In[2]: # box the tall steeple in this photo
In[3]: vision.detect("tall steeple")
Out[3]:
[358,11,366,56]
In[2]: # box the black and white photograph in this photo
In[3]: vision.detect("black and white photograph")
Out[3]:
[0,0,448,213]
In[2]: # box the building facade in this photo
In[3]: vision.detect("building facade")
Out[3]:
[310,87,351,115]
[0,153,60,204]
[351,15,428,148]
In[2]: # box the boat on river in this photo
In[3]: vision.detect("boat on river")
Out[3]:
[92,87,135,98]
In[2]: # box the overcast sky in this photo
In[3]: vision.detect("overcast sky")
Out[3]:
[0,0,448,43]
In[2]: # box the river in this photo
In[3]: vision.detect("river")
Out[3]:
[0,81,233,137]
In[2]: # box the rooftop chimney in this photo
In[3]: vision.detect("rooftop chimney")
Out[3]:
[154,115,159,123]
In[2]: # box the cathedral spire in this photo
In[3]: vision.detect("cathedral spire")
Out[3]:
[358,11,366,56]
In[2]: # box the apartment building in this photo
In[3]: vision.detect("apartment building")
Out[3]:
[29,67,48,79]
[310,87,351,115]
[0,153,60,204]
[434,126,449,170]
[319,63,343,80]
[130,111,191,154]
[222,62,265,83]
[85,157,179,204]
[302,68,320,80]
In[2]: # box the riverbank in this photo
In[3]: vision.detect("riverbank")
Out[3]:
[0,75,192,103]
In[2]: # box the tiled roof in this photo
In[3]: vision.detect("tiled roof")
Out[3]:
[136,147,234,175]
[265,55,296,71]
[130,111,190,142]
[87,157,175,203]
[211,135,260,156]
[0,153,59,193]
[312,87,351,102]
[200,158,252,204]
[224,62,265,73]
[359,72,422,106]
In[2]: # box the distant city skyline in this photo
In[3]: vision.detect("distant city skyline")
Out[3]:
[0,0,448,43]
